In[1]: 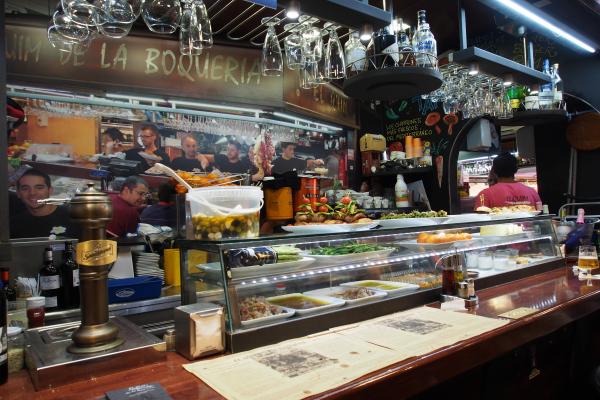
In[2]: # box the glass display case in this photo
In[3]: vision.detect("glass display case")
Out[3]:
[177,215,562,352]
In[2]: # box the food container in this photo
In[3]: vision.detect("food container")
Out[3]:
[265,187,293,220]
[187,186,263,240]
[7,326,24,373]
[494,250,511,271]
[107,276,162,303]
[524,96,539,110]
[478,251,494,270]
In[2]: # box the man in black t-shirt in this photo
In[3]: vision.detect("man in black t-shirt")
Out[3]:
[10,169,80,239]
[124,124,170,171]
[271,143,323,175]
[171,135,207,172]
[213,140,251,174]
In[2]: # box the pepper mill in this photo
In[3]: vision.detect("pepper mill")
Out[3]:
[67,183,123,354]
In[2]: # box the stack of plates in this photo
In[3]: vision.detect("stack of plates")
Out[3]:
[132,251,163,281]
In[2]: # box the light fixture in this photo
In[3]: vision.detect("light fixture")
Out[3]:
[359,23,373,42]
[502,73,513,86]
[286,0,300,20]
[529,83,540,95]
[495,0,596,53]
[168,100,263,115]
[468,62,479,76]
[272,111,343,131]
[106,93,166,103]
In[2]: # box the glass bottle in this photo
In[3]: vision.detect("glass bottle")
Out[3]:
[374,23,399,68]
[39,247,61,312]
[344,31,367,75]
[541,59,552,92]
[366,34,377,71]
[413,10,437,68]
[61,241,80,309]
[0,270,16,302]
[552,63,563,106]
[398,27,415,66]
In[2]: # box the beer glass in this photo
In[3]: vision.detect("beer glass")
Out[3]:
[578,245,599,278]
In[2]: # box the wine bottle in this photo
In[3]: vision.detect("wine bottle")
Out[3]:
[39,247,61,312]
[60,242,80,309]
[0,270,15,302]
[374,23,399,68]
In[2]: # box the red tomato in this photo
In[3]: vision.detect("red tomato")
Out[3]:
[341,196,352,205]
[340,208,347,214]
[319,196,328,204]
[302,197,311,204]
[318,205,329,213]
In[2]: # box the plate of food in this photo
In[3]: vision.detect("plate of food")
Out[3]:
[226,246,317,279]
[341,280,420,295]
[306,243,396,264]
[282,221,379,234]
[239,296,296,328]
[477,223,528,240]
[378,210,449,228]
[476,205,541,219]
[442,213,492,224]
[303,286,387,305]
[266,293,345,316]
[396,232,476,250]
[231,257,317,280]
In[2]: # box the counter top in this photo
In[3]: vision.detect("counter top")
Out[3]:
[4,265,600,400]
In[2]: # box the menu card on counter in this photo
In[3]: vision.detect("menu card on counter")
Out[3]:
[105,383,172,400]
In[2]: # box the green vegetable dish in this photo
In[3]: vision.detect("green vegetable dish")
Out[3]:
[380,210,448,220]
[310,242,388,256]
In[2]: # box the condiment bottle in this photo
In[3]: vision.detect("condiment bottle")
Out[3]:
[26,296,46,328]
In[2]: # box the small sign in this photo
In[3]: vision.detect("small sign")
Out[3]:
[105,382,172,400]
[498,307,539,320]
[76,240,117,266]
[245,0,277,9]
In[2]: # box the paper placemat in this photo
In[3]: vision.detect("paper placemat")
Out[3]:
[498,307,539,319]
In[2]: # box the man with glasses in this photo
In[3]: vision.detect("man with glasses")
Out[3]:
[10,169,80,238]
[125,124,171,171]
[107,176,150,238]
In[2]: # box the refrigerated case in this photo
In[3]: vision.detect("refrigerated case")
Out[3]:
[177,215,562,352]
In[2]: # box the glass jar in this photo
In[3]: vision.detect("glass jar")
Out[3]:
[26,296,46,328]
[478,251,494,270]
[7,327,24,373]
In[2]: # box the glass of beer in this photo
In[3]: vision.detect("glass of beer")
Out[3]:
[578,245,599,279]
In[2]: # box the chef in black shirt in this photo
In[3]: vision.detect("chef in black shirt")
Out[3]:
[271,142,323,175]
[10,169,80,239]
[213,140,251,174]
[171,135,207,172]
[124,124,170,171]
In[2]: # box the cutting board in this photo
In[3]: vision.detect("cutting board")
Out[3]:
[566,112,600,151]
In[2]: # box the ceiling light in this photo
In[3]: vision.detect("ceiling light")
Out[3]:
[360,23,373,42]
[495,0,596,53]
[468,63,479,76]
[286,0,300,20]
[502,73,513,86]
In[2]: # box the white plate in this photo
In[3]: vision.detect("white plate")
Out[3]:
[395,239,477,251]
[475,232,528,241]
[443,214,492,224]
[341,280,420,295]
[303,286,387,305]
[230,257,316,280]
[306,248,396,265]
[490,211,541,220]
[240,305,295,328]
[378,218,439,228]
[266,293,345,316]
[282,221,379,234]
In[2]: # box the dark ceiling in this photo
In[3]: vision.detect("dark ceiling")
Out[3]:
[5,0,600,57]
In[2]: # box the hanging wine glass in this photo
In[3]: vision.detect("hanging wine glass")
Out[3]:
[284,23,303,70]
[179,1,194,54]
[128,0,144,18]
[261,17,283,77]
[300,61,318,89]
[299,15,322,62]
[323,22,345,80]
[96,0,135,38]
[52,9,91,42]
[142,0,181,34]
[313,29,330,84]
[192,0,212,48]
[62,0,102,27]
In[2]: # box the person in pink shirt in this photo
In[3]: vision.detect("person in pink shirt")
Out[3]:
[474,152,541,209]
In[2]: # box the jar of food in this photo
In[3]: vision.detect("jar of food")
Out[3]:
[7,327,24,373]
[26,296,46,328]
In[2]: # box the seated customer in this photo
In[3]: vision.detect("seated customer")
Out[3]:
[125,124,170,171]
[140,183,177,228]
[10,169,79,238]
[474,152,541,209]
[171,135,207,172]
[107,176,149,238]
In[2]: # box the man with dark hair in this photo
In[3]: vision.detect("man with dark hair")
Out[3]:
[271,142,323,175]
[213,140,251,174]
[140,183,177,227]
[10,169,80,238]
[125,124,170,171]
[107,176,150,237]
[474,152,541,209]
[171,135,207,172]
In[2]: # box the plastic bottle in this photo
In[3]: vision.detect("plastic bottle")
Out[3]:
[395,175,409,208]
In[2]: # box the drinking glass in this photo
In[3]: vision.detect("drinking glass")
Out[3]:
[300,61,318,89]
[142,0,181,34]
[261,17,283,77]
[97,0,135,38]
[52,9,91,42]
[299,15,322,62]
[62,0,101,27]
[314,46,330,84]
[179,1,194,55]
[283,24,303,70]
[128,0,144,18]
[324,22,345,80]
[578,245,599,278]
[192,0,212,48]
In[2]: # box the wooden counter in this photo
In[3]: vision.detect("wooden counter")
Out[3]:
[4,265,600,400]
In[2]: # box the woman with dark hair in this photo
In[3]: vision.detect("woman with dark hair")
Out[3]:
[102,127,126,155]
